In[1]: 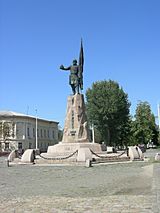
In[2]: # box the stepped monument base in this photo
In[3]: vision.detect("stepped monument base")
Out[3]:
[41,94,102,161]
[47,142,102,154]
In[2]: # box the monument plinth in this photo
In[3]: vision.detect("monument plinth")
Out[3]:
[62,94,90,143]
[47,93,102,155]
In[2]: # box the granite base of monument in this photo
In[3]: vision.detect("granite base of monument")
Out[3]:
[39,143,102,163]
[62,94,90,143]
[40,93,102,162]
[47,142,102,154]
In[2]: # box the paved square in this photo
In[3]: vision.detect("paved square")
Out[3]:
[0,149,159,213]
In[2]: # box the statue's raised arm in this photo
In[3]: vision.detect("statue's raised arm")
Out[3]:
[60,65,71,70]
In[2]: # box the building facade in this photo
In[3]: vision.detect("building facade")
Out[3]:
[0,111,59,152]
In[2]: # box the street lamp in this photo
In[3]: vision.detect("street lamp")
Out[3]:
[92,123,95,143]
[158,103,160,131]
[35,109,38,149]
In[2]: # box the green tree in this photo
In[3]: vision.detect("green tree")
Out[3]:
[90,126,103,144]
[118,116,133,148]
[0,122,15,150]
[94,128,103,144]
[58,125,63,141]
[158,131,160,145]
[131,101,158,145]
[86,80,130,146]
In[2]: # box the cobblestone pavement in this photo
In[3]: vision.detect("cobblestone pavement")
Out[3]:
[0,149,160,213]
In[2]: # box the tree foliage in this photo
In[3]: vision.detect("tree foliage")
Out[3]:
[0,122,15,142]
[58,125,63,141]
[86,80,130,146]
[131,101,159,145]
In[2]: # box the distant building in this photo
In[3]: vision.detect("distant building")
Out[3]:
[0,111,59,152]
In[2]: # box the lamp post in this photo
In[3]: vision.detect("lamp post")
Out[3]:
[158,103,160,131]
[92,124,95,143]
[35,109,38,149]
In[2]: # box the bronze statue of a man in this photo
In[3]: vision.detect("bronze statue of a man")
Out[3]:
[60,40,84,95]
[60,59,83,95]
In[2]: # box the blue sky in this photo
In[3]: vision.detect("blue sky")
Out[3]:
[0,0,160,127]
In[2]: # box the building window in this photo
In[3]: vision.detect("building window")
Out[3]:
[5,143,9,150]
[18,142,22,149]
[37,129,39,137]
[47,130,50,138]
[52,130,54,139]
[44,129,46,138]
[29,143,32,149]
[41,129,43,138]
[33,128,35,137]
[27,127,30,137]
[5,123,10,136]
[16,129,19,137]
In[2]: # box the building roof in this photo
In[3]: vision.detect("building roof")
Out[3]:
[0,111,27,117]
[0,111,59,124]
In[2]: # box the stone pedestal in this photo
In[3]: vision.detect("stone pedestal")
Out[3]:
[8,150,17,162]
[155,153,160,161]
[62,94,90,143]
[47,142,102,154]
[21,149,35,163]
[77,148,92,162]
[128,146,144,161]
[43,93,102,161]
